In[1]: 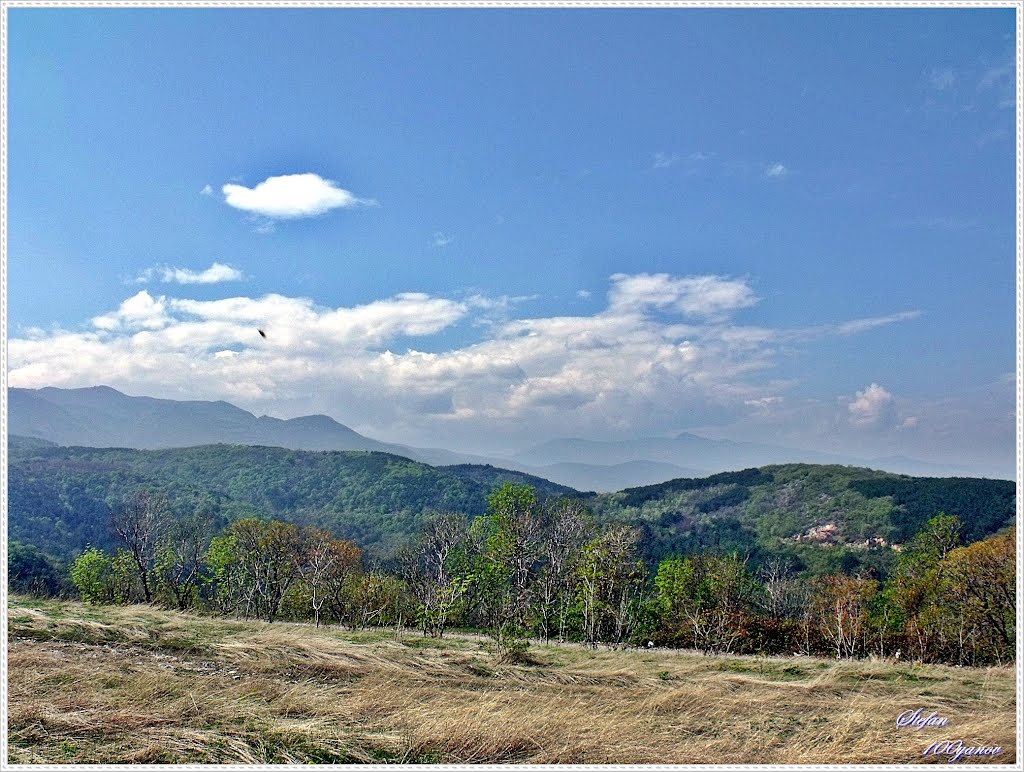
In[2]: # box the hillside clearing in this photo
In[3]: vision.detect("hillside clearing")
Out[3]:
[6,596,1016,765]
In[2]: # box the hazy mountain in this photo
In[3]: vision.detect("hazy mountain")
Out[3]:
[9,386,985,488]
[9,386,416,457]
[865,456,977,478]
[514,433,979,480]
[517,433,844,469]
[5,386,730,490]
[513,460,705,493]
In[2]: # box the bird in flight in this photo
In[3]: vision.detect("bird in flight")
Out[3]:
[257,329,266,338]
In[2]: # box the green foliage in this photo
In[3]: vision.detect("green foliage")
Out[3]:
[8,540,68,596]
[591,464,1013,581]
[69,547,115,605]
[576,526,646,646]
[886,516,1013,665]
[492,621,532,664]
[52,471,1018,667]
[110,549,144,604]
[650,552,759,653]
[7,443,573,566]
[847,476,1014,543]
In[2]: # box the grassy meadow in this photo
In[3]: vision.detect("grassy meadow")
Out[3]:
[6,595,1016,765]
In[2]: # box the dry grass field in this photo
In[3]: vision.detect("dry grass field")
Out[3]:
[6,595,1017,765]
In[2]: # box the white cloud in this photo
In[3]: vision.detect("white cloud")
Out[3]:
[137,262,244,285]
[11,274,983,462]
[91,291,170,331]
[977,62,1012,91]
[977,126,1010,147]
[8,273,779,446]
[929,66,956,91]
[608,273,757,320]
[765,163,787,178]
[576,289,592,300]
[200,184,213,196]
[688,151,713,162]
[745,396,783,411]
[432,232,453,247]
[652,152,681,169]
[847,383,895,428]
[221,173,373,219]
[837,310,921,336]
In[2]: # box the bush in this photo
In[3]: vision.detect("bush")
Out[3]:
[69,547,115,605]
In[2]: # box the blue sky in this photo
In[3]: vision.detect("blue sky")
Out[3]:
[7,7,1018,476]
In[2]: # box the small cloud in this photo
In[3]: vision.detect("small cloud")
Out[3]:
[928,66,956,91]
[200,184,213,196]
[837,310,921,336]
[137,262,244,285]
[652,152,681,169]
[847,383,895,429]
[977,126,1010,147]
[978,62,1012,91]
[765,163,788,178]
[976,57,1015,110]
[576,289,592,300]
[432,232,453,247]
[222,173,374,219]
[899,416,920,430]
[745,396,783,410]
[688,151,713,162]
[92,290,170,331]
[608,273,758,320]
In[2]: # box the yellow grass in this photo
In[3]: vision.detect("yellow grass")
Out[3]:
[6,596,1016,764]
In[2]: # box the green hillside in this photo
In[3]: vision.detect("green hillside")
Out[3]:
[8,436,1014,581]
[7,437,575,563]
[590,464,1015,575]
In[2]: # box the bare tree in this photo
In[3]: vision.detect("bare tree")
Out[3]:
[577,526,645,647]
[297,527,362,628]
[400,513,471,637]
[227,518,303,623]
[537,499,593,641]
[154,514,210,610]
[110,490,171,603]
[757,557,800,618]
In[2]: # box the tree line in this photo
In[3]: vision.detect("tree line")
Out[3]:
[52,484,1017,666]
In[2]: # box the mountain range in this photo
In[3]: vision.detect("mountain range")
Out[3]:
[8,386,989,491]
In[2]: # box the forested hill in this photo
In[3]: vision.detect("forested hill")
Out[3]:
[8,435,1015,579]
[7,436,575,562]
[591,464,1015,576]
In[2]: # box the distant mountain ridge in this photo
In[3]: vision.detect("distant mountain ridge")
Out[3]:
[7,386,991,489]
[513,433,981,480]
[9,385,415,457]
